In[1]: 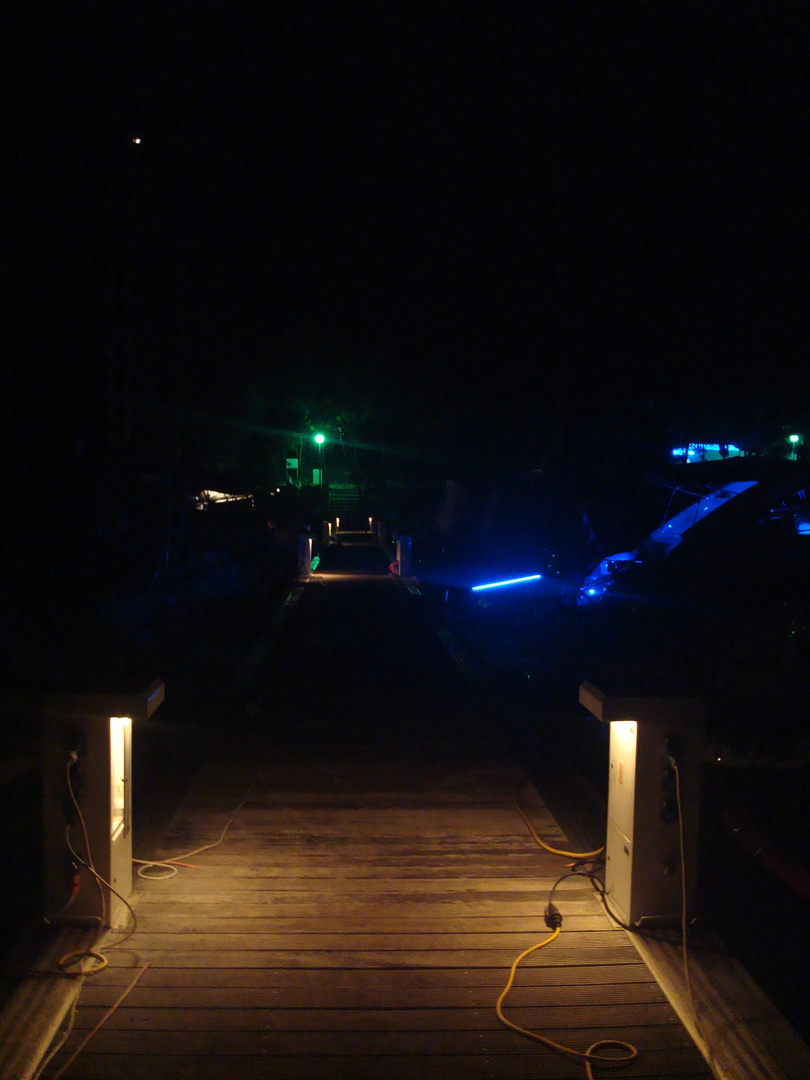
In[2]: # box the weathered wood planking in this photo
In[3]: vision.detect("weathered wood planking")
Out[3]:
[84,963,674,997]
[48,729,712,1080]
[69,1002,685,1032]
[77,978,670,1008]
[42,569,712,1077]
[50,1050,713,1080]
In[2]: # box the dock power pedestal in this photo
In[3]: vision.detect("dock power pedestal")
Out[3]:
[579,681,704,928]
[42,680,165,929]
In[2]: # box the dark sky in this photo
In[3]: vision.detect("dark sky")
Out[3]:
[6,1,810,467]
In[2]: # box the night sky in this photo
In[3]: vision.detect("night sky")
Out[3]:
[6,2,810,474]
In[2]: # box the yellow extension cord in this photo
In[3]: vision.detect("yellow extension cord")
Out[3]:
[38,772,253,1078]
[30,758,146,1080]
[496,929,637,1079]
[132,784,252,877]
[513,778,605,860]
[495,781,637,1078]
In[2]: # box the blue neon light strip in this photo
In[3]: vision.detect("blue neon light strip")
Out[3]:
[471,574,542,592]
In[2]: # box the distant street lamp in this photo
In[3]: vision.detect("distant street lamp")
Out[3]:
[314,433,325,487]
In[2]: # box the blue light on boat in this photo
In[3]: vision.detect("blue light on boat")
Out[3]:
[672,442,742,460]
[471,574,542,592]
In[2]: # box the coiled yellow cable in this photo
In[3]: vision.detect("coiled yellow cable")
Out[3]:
[496,779,637,1076]
[496,928,637,1079]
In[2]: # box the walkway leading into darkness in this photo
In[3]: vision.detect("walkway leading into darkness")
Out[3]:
[257,531,468,745]
[38,532,714,1079]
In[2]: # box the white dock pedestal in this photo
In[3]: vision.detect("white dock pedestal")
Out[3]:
[42,681,165,929]
[579,681,704,927]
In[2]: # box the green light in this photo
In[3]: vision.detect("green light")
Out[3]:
[314,433,325,445]
[789,434,800,444]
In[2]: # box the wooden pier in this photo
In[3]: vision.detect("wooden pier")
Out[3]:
[4,532,809,1078]
[46,732,712,1079]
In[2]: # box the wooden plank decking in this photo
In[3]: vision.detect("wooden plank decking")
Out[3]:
[45,729,712,1079]
[13,534,794,1078]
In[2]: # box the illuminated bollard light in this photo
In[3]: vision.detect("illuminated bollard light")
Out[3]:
[299,535,313,576]
[41,681,165,929]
